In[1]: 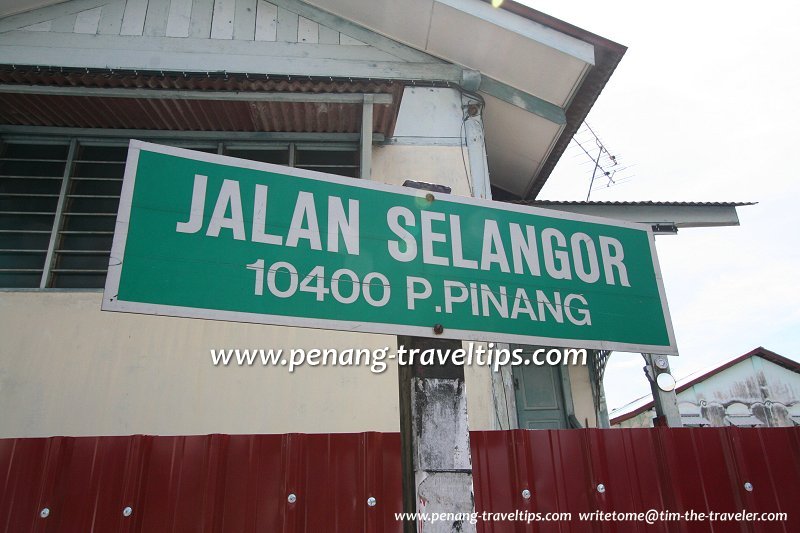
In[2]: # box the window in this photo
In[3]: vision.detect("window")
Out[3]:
[0,136,359,289]
[0,141,69,288]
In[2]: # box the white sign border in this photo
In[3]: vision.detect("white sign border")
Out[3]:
[103,140,679,355]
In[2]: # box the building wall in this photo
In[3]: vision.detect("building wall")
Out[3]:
[612,355,800,428]
[0,87,490,438]
[613,409,655,429]
[0,291,401,437]
[0,87,598,437]
[569,363,597,428]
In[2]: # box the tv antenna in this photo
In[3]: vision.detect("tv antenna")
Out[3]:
[567,122,635,200]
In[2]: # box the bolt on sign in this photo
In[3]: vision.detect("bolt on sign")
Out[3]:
[103,141,677,354]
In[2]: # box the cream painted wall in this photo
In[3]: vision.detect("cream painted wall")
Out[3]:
[0,290,504,438]
[462,344,496,430]
[0,291,402,437]
[372,145,472,196]
[569,363,597,428]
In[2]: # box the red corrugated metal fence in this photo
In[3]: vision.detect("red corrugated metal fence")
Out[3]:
[471,428,800,533]
[1,428,798,532]
[0,433,402,533]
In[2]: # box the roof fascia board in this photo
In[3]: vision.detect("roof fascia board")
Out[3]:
[435,0,595,65]
[756,348,800,372]
[0,31,465,81]
[478,75,566,125]
[0,84,395,104]
[270,0,444,63]
[531,203,743,228]
[0,0,113,33]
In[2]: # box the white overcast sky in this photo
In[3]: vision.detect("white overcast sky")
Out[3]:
[524,0,800,412]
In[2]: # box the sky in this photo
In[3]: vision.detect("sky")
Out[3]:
[523,0,800,412]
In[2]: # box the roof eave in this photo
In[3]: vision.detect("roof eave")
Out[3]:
[486,0,627,201]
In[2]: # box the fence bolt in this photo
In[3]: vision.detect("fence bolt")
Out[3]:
[367,497,377,507]
[521,489,531,499]
[744,482,753,492]
[123,507,133,517]
[288,493,297,504]
[597,484,606,493]
[40,508,50,518]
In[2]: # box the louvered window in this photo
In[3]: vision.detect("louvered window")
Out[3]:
[0,137,359,288]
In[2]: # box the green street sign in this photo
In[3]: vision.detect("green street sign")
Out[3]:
[103,141,677,354]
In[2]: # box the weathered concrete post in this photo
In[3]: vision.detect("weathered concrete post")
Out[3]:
[398,335,476,533]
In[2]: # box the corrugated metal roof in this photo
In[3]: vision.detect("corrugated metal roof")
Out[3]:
[0,69,403,135]
[2,428,799,531]
[528,200,757,207]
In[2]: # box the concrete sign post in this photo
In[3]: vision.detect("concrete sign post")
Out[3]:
[104,141,677,355]
[398,335,476,532]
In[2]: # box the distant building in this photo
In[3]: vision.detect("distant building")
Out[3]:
[611,347,800,428]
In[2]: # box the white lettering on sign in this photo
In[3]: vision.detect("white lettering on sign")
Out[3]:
[176,174,360,256]
[387,206,416,262]
[176,174,629,294]
[252,184,283,246]
[599,236,630,287]
[207,179,246,240]
[175,174,630,290]
[386,208,630,288]
[175,174,207,234]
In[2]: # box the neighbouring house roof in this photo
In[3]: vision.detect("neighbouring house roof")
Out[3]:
[610,347,800,425]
